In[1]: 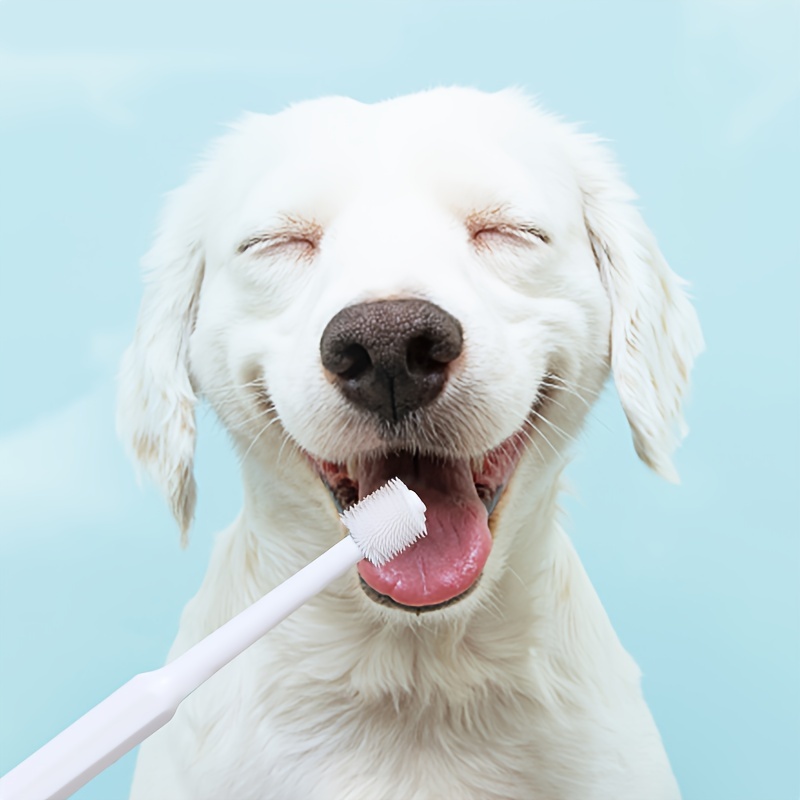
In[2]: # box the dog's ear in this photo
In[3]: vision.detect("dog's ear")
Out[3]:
[574,136,704,481]
[117,181,206,541]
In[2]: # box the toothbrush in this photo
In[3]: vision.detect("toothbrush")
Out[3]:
[0,478,426,800]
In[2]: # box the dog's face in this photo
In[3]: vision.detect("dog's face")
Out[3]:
[118,88,702,616]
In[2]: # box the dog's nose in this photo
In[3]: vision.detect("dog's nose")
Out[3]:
[320,299,463,422]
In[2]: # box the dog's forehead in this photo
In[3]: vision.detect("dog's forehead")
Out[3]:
[265,88,563,158]
[208,89,579,238]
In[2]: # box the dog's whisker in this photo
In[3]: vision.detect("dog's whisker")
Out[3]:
[213,390,274,414]
[542,375,600,407]
[507,431,526,463]
[543,372,599,395]
[542,376,612,434]
[542,372,600,399]
[203,377,266,397]
[537,389,569,414]
[520,424,547,465]
[540,376,611,435]
[504,564,529,593]
[536,427,561,458]
[238,415,283,466]
[226,405,278,433]
[540,381,591,411]
[274,427,299,469]
[530,409,576,445]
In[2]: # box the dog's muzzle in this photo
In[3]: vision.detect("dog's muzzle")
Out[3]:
[314,298,538,612]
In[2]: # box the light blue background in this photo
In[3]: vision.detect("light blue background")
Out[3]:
[1,1,798,798]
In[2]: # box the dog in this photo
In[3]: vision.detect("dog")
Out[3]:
[118,87,702,799]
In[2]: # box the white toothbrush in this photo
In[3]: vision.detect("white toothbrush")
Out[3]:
[0,478,426,800]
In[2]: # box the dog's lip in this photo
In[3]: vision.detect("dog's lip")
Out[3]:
[308,431,524,520]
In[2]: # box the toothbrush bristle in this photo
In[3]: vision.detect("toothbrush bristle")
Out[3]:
[340,478,427,566]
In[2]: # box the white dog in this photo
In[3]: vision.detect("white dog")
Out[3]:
[118,88,702,800]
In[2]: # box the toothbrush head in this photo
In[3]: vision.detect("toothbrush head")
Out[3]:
[340,478,427,566]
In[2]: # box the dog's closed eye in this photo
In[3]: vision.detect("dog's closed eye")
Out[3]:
[238,217,323,259]
[466,208,551,250]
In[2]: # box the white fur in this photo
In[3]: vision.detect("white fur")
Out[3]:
[118,88,702,799]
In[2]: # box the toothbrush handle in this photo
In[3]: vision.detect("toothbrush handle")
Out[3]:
[0,536,363,800]
[0,669,182,800]
[167,534,363,690]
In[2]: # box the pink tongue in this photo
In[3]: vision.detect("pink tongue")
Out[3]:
[356,454,491,607]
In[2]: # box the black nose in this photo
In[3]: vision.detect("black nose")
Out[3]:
[320,299,463,422]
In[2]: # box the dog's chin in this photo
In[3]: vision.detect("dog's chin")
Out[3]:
[307,420,536,614]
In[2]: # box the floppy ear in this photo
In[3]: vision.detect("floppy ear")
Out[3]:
[117,182,206,541]
[575,136,704,481]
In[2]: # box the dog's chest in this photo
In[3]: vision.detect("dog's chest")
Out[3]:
[183,673,555,800]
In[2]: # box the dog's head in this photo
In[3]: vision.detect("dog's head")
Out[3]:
[118,88,702,615]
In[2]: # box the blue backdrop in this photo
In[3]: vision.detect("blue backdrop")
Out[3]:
[1,1,798,798]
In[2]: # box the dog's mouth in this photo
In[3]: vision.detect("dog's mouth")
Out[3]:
[310,429,528,613]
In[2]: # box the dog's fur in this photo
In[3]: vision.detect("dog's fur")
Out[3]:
[118,88,702,799]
